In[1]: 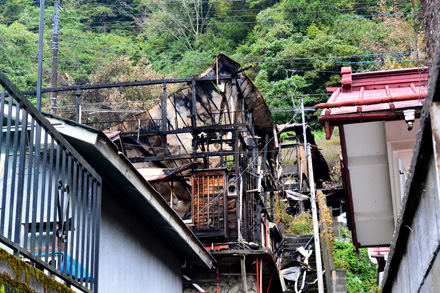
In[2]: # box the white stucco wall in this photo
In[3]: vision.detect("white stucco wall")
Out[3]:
[98,182,182,292]
[384,119,419,224]
[344,122,395,246]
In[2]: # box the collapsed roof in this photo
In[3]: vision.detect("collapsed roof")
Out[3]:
[107,54,279,216]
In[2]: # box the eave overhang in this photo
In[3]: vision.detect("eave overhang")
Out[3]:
[43,113,216,269]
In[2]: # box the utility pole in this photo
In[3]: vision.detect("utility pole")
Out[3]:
[301,97,324,293]
[36,0,45,111]
[50,0,60,114]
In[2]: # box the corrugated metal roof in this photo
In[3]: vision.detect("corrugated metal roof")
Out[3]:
[316,67,429,138]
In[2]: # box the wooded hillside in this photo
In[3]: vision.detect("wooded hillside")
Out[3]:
[0,0,425,128]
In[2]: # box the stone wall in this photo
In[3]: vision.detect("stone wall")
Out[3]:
[0,248,73,293]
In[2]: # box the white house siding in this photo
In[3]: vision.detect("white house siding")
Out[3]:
[390,158,440,292]
[384,119,419,223]
[98,182,182,293]
[344,121,395,246]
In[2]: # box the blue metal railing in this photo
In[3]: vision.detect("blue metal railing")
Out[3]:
[0,72,101,292]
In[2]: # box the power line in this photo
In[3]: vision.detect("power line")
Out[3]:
[66,0,406,9]
[60,34,418,61]
[57,41,425,66]
[58,33,419,62]
[0,1,410,28]
[11,10,414,31]
[53,11,419,30]
[22,3,406,23]
[0,0,404,13]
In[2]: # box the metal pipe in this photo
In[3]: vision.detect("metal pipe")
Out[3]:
[307,143,324,293]
[44,138,55,264]
[240,255,248,292]
[68,161,78,285]
[259,257,263,293]
[315,92,426,109]
[7,104,21,239]
[256,257,259,293]
[266,273,273,293]
[300,97,308,156]
[183,275,205,292]
[14,108,28,244]
[50,0,60,114]
[216,266,220,293]
[1,96,14,235]
[301,96,324,292]
[76,89,82,123]
[36,0,45,111]
[37,131,48,252]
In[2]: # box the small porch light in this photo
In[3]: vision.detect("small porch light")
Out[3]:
[403,109,415,131]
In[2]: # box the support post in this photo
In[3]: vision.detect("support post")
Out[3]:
[302,97,324,292]
[162,83,168,155]
[191,80,197,160]
[307,143,324,293]
[270,191,274,218]
[50,0,60,114]
[262,134,268,208]
[191,80,197,128]
[240,256,248,293]
[259,257,263,293]
[231,78,237,124]
[255,203,261,245]
[76,89,82,123]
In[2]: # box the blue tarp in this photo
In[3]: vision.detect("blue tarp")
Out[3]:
[36,251,91,281]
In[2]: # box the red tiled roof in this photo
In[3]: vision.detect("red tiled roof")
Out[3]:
[316,66,428,139]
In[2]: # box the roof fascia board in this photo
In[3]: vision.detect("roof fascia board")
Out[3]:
[46,116,215,269]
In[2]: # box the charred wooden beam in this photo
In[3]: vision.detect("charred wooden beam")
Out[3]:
[161,83,168,155]
[254,199,261,246]
[125,137,167,169]
[191,80,197,129]
[129,150,240,163]
[270,191,275,218]
[20,75,233,95]
[120,124,247,138]
[167,119,190,155]
[170,95,188,129]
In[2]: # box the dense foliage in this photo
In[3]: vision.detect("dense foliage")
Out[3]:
[0,0,424,128]
[334,228,379,292]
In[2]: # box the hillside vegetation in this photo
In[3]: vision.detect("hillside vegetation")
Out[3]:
[0,0,424,128]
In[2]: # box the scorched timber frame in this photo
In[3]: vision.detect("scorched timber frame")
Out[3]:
[23,54,279,250]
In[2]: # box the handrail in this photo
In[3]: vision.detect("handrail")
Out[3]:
[0,71,102,292]
[0,71,101,181]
